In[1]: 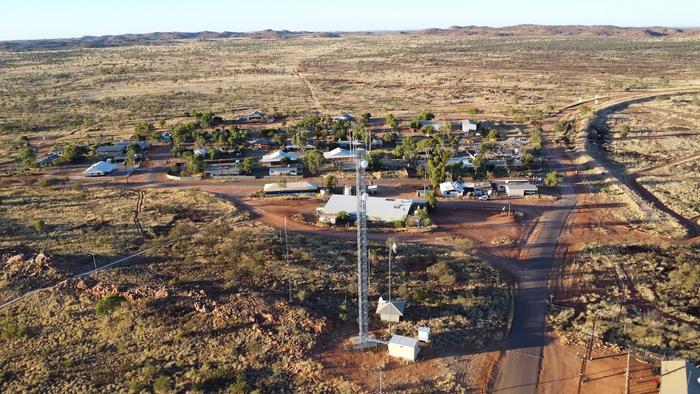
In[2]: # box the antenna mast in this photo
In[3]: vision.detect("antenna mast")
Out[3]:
[355,148,370,344]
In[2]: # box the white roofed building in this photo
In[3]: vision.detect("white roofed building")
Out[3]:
[318,194,417,224]
[388,335,420,362]
[263,181,317,195]
[323,147,354,160]
[261,150,299,164]
[376,297,405,322]
[83,161,116,177]
[462,119,478,132]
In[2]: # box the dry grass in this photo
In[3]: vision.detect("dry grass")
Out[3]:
[0,182,240,256]
[605,94,700,173]
[552,243,699,361]
[0,224,511,392]
[2,36,700,159]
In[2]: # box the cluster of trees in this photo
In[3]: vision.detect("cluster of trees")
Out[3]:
[409,110,435,129]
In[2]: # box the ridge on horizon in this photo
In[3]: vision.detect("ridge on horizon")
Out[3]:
[1,24,699,51]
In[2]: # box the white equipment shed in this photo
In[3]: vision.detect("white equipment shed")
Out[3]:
[388,335,420,362]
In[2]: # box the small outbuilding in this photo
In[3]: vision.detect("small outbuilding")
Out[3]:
[504,182,539,197]
[388,335,420,362]
[83,161,116,177]
[417,327,431,342]
[461,119,478,132]
[376,297,405,322]
[263,181,317,196]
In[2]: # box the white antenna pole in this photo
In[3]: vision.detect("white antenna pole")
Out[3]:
[388,247,392,302]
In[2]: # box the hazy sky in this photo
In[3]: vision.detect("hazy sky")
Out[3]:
[1,0,699,41]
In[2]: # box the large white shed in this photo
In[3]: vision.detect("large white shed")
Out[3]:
[388,335,420,362]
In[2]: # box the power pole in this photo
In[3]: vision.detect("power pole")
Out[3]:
[577,315,597,394]
[625,347,631,394]
[388,242,397,302]
[90,254,97,278]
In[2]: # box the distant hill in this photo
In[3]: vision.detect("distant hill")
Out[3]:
[1,25,698,51]
[0,30,320,51]
[416,24,700,37]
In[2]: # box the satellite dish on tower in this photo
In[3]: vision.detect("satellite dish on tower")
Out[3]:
[360,160,368,169]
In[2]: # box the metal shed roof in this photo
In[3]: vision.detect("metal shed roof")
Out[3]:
[389,335,418,348]
[319,194,415,222]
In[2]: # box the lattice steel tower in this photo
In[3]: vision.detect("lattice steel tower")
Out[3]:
[355,148,370,343]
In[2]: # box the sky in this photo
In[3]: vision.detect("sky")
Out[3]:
[1,0,699,41]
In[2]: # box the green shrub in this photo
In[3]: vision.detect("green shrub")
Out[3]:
[96,294,126,316]
[34,219,45,234]
[152,375,171,393]
[0,319,27,341]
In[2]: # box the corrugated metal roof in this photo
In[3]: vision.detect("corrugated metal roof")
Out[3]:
[320,194,415,222]
[261,150,299,163]
[323,147,354,160]
[505,183,538,191]
[376,299,405,315]
[83,161,116,174]
[263,181,317,193]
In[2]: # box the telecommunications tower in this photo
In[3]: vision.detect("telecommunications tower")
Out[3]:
[351,146,374,347]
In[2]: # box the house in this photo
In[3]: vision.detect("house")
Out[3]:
[261,150,299,164]
[376,297,405,322]
[269,166,299,176]
[333,113,355,122]
[115,140,150,151]
[446,156,474,169]
[660,360,700,394]
[95,145,126,158]
[248,138,273,149]
[83,161,116,177]
[317,194,418,224]
[285,140,316,151]
[505,182,539,197]
[34,153,59,166]
[203,164,241,179]
[461,182,493,195]
[240,111,265,121]
[494,179,533,192]
[263,181,317,195]
[418,120,448,131]
[388,335,420,362]
[323,147,354,160]
[461,119,478,132]
[439,181,465,197]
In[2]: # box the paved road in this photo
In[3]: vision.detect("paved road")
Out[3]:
[492,154,576,393]
[491,88,698,392]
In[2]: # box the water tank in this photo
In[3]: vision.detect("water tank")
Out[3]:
[344,184,353,196]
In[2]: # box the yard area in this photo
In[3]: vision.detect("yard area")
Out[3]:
[0,222,512,392]
[0,179,244,303]
[551,242,699,362]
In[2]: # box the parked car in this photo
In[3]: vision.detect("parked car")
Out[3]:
[478,195,489,201]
